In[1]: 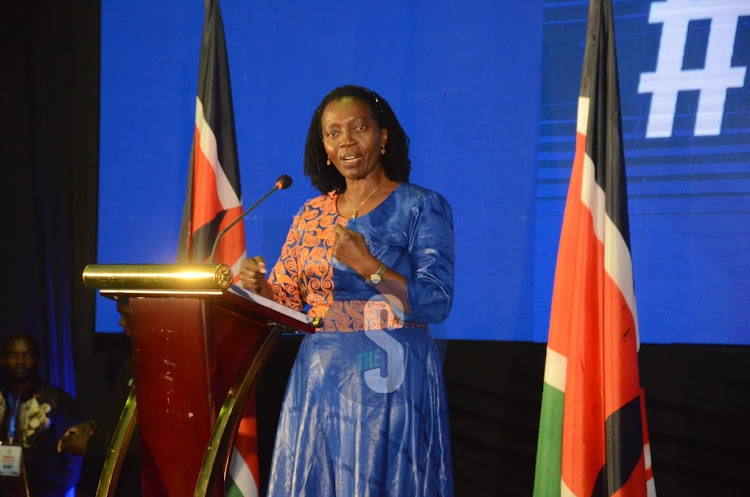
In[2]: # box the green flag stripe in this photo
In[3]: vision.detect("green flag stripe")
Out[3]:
[225,476,243,497]
[534,381,565,497]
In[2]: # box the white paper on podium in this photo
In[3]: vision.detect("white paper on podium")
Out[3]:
[227,284,317,331]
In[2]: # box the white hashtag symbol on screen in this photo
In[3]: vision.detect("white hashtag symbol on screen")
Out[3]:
[638,0,750,138]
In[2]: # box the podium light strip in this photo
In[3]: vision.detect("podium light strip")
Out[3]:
[82,264,234,290]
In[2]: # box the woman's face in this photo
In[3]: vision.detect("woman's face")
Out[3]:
[321,97,388,181]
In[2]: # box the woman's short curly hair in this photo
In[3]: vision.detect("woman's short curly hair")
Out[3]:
[304,85,411,194]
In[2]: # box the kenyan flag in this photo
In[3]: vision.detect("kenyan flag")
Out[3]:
[533,1,656,496]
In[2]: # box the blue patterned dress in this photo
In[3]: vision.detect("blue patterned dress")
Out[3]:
[266,182,455,497]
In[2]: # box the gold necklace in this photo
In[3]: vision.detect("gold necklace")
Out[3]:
[343,177,388,219]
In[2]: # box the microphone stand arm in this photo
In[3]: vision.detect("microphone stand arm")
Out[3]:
[208,185,280,264]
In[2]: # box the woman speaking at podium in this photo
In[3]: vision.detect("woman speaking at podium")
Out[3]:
[240,85,455,496]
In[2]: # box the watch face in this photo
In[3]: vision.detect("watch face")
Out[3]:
[370,273,382,285]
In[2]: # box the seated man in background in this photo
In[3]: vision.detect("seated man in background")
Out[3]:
[0,333,83,497]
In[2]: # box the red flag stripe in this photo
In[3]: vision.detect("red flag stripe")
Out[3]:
[194,97,242,211]
[190,131,245,246]
[549,122,606,496]
[191,127,223,229]
[211,206,246,262]
[233,395,260,471]
[546,126,588,360]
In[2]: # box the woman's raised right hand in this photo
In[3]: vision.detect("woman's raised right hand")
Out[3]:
[239,256,272,298]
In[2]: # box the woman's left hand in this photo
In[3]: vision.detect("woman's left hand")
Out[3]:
[333,224,380,278]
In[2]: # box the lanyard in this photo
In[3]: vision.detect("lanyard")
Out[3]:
[7,394,22,445]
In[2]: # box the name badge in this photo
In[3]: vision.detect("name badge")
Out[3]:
[0,445,22,477]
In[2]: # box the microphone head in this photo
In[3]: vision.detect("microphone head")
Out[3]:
[276,174,293,190]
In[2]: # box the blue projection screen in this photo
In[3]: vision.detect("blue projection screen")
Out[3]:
[98,1,749,344]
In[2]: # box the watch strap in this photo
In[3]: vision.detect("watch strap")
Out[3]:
[367,262,387,284]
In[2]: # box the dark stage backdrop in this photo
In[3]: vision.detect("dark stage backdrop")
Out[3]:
[4,2,749,496]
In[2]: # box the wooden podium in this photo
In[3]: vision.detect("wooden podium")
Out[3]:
[83,264,317,497]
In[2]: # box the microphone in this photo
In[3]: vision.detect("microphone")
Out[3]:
[209,174,292,264]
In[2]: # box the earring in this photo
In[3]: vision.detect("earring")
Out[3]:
[326,157,331,165]
[380,146,386,155]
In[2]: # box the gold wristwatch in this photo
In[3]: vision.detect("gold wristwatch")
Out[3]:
[367,262,387,285]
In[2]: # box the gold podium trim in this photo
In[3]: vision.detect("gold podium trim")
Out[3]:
[82,264,234,292]
[96,384,137,497]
